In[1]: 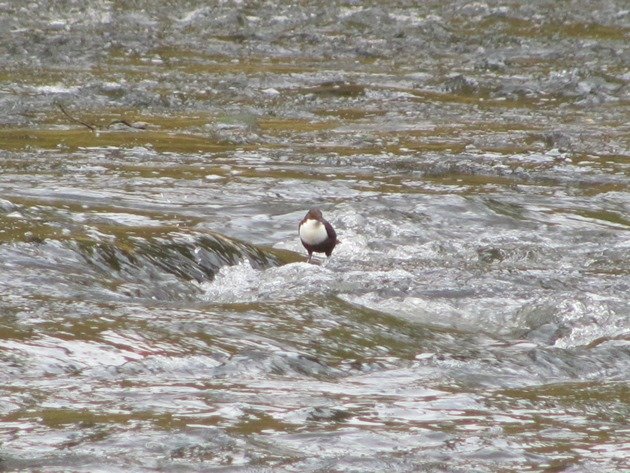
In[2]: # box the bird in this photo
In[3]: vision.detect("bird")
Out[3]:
[298,208,339,263]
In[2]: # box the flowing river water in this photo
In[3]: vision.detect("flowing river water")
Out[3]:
[1,1,629,472]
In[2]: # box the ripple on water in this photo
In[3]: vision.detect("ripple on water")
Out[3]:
[514,293,629,349]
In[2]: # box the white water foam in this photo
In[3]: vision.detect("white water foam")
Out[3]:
[200,260,336,303]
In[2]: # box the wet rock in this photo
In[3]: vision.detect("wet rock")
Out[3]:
[307,406,353,423]
[443,74,480,95]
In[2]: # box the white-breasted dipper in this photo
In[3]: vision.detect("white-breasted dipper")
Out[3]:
[299,208,339,263]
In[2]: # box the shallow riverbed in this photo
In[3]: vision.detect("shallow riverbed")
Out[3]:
[1,1,629,472]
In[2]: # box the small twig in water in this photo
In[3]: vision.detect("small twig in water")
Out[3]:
[56,103,96,132]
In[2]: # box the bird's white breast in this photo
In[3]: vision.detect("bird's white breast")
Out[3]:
[299,218,328,245]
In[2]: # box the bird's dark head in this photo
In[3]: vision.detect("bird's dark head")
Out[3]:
[305,208,323,221]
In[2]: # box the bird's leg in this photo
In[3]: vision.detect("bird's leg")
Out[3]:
[307,252,312,263]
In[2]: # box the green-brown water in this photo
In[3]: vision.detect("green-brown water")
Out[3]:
[1,1,628,471]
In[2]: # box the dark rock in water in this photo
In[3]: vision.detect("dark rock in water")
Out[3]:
[342,7,394,30]
[443,74,481,95]
[307,406,353,423]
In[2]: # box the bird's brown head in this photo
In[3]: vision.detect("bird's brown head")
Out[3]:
[305,208,323,221]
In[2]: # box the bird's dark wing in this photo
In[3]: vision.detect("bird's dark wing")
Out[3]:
[324,220,337,242]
